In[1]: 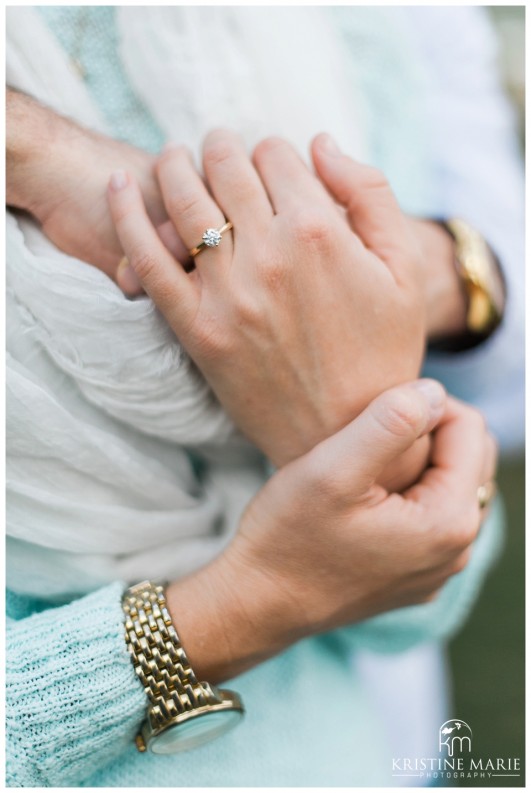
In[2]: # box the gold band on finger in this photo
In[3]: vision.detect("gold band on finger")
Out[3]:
[477,481,496,510]
[189,221,233,258]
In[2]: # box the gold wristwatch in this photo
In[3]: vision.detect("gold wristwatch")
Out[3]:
[122,580,244,754]
[434,218,506,351]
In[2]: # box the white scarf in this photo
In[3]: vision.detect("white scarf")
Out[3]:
[6,6,367,599]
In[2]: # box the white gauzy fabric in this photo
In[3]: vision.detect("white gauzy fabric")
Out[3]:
[117,6,366,161]
[6,7,367,599]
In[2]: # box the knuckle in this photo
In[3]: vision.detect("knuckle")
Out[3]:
[203,140,235,169]
[361,165,390,192]
[165,189,204,220]
[129,247,159,281]
[289,210,333,248]
[373,390,426,440]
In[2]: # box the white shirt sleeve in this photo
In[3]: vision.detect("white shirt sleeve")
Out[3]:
[403,6,524,453]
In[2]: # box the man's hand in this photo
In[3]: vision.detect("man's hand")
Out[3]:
[6,88,185,295]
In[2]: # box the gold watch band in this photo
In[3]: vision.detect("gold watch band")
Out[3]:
[122,580,222,751]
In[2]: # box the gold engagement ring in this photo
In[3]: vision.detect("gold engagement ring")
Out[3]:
[189,221,233,258]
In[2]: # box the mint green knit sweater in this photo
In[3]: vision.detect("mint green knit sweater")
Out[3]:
[6,6,507,787]
[6,502,503,787]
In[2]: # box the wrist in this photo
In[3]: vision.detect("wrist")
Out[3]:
[6,89,86,219]
[410,218,468,342]
[164,549,294,684]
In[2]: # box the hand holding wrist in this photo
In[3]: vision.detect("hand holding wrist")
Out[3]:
[162,381,496,689]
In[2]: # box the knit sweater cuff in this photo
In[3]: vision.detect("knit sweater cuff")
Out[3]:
[6,581,146,787]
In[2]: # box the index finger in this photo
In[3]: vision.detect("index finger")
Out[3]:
[107,170,199,336]
[405,398,488,543]
[426,398,489,497]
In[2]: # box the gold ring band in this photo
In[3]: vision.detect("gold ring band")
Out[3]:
[189,221,233,258]
[477,481,496,510]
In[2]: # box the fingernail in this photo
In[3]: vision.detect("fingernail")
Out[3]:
[320,134,342,157]
[117,257,142,295]
[411,379,446,422]
[110,170,128,191]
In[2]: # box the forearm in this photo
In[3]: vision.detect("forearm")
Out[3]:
[7,87,162,224]
[6,87,168,280]
[6,87,72,214]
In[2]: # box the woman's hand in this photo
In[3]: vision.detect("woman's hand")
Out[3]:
[311,135,468,344]
[165,380,497,683]
[107,129,428,479]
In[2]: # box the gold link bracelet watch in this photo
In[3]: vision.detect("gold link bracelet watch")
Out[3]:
[432,218,506,352]
[122,581,244,754]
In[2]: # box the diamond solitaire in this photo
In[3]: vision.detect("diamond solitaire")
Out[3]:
[189,221,233,258]
[202,228,222,247]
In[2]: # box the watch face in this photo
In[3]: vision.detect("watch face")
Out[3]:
[150,709,243,755]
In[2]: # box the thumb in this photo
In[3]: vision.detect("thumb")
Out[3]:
[311,133,412,280]
[308,380,446,496]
